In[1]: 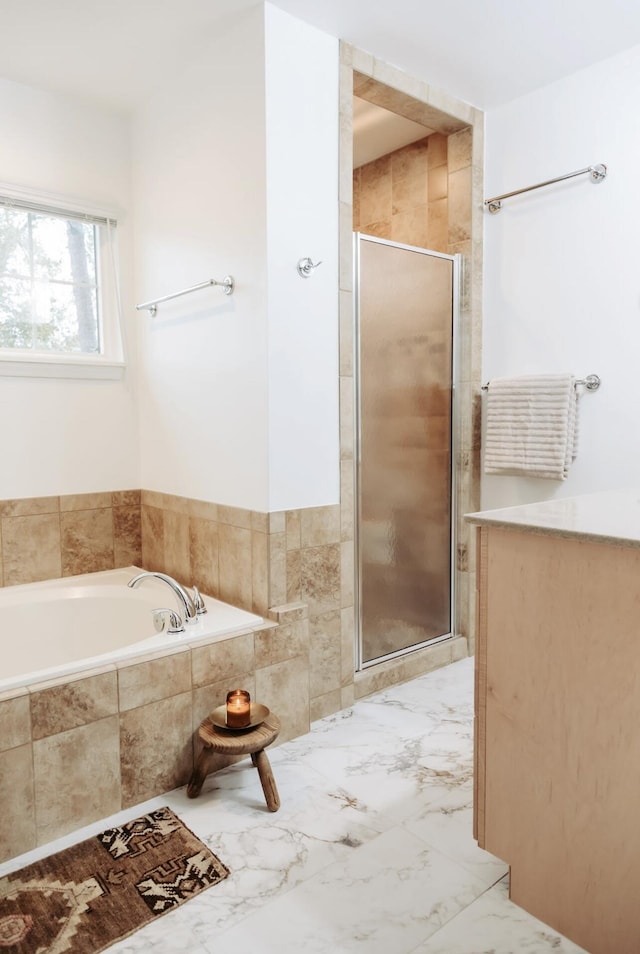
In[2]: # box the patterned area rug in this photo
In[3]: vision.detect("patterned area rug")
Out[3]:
[0,807,229,953]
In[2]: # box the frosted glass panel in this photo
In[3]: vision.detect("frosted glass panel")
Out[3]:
[357,235,453,664]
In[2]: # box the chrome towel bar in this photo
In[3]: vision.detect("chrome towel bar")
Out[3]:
[484,164,607,214]
[481,374,601,392]
[136,275,234,317]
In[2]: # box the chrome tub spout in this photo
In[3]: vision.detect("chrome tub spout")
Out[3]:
[128,571,198,624]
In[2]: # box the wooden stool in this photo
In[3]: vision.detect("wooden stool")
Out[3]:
[187,713,281,812]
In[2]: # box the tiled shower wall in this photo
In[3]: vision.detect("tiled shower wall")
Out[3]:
[353,129,472,256]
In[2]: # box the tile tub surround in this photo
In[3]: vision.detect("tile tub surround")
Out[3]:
[0,658,587,953]
[0,605,310,863]
[0,490,142,587]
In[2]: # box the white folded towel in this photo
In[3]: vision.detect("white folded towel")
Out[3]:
[484,373,578,480]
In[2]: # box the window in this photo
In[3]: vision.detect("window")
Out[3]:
[0,190,124,378]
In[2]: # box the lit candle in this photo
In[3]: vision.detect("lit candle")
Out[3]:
[226,689,251,728]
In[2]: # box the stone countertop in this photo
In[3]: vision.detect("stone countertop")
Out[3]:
[465,488,640,549]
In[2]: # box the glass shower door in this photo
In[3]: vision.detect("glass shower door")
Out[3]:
[355,234,456,667]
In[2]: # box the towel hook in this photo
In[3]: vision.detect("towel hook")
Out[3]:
[297,257,323,278]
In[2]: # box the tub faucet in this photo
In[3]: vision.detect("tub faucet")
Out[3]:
[128,571,198,625]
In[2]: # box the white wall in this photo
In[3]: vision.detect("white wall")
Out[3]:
[483,45,640,509]
[133,3,340,512]
[0,78,138,498]
[265,4,339,511]
[133,6,269,509]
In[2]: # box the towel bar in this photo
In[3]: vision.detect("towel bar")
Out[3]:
[481,374,600,392]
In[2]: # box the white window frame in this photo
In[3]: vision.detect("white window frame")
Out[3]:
[0,184,125,380]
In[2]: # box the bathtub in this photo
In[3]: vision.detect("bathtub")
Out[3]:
[1,566,264,692]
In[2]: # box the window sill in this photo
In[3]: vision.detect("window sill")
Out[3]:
[0,354,125,380]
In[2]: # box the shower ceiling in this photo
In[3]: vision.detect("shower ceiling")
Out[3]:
[353,98,435,168]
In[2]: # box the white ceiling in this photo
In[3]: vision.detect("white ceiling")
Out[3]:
[1,0,640,113]
[353,98,434,168]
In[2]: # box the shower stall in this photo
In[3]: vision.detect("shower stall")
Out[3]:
[354,234,459,668]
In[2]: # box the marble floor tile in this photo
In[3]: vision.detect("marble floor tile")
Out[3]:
[409,876,589,953]
[204,826,489,953]
[1,655,584,954]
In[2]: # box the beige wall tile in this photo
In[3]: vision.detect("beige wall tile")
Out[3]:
[339,289,354,377]
[251,530,269,615]
[341,606,356,686]
[357,219,391,239]
[2,513,61,585]
[339,200,354,293]
[340,539,355,609]
[112,489,141,507]
[391,205,429,247]
[341,685,355,709]
[141,505,164,570]
[285,548,301,603]
[33,716,121,844]
[120,693,192,808]
[391,139,429,213]
[0,744,35,861]
[219,524,253,611]
[113,505,142,567]
[61,508,114,576]
[340,376,354,461]
[189,517,219,597]
[428,163,448,201]
[191,632,255,689]
[340,459,354,543]
[309,610,342,699]
[218,504,253,530]
[255,619,309,669]
[161,493,191,515]
[300,506,341,548]
[162,510,191,582]
[0,689,31,750]
[300,544,341,616]
[355,639,454,699]
[359,154,391,224]
[141,489,164,509]
[428,132,448,168]
[352,169,360,228]
[448,166,472,245]
[60,492,111,512]
[30,669,118,740]
[251,511,269,533]
[269,531,287,607]
[286,510,301,550]
[268,511,286,534]
[268,602,308,624]
[427,196,449,251]
[187,498,219,521]
[311,689,341,722]
[255,654,309,743]
[117,651,192,712]
[0,496,59,517]
[448,127,472,172]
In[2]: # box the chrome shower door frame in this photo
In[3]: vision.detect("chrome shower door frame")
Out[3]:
[353,233,461,671]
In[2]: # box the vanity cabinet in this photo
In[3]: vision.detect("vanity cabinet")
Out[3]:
[471,502,640,954]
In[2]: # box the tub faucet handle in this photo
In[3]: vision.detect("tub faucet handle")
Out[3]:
[152,608,184,634]
[191,586,207,616]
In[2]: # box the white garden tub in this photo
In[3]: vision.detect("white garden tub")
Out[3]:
[0,566,263,692]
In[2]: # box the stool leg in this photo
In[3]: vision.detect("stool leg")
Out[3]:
[251,748,280,812]
[187,746,214,798]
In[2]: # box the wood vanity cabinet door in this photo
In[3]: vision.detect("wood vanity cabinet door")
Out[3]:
[475,524,640,954]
